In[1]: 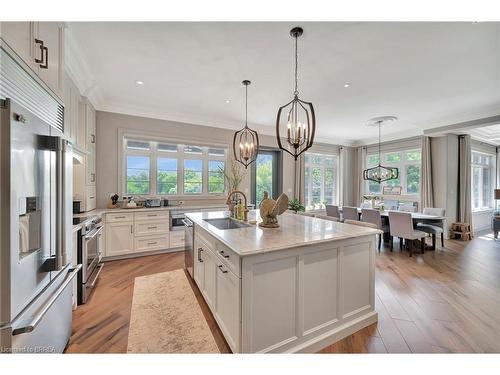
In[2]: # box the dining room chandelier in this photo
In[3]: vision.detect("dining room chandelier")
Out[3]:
[363,116,399,183]
[276,26,316,161]
[233,80,259,168]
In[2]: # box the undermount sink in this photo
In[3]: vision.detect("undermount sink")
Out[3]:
[203,218,251,230]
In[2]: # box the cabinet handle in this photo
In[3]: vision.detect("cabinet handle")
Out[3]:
[34,39,44,64]
[91,134,96,144]
[91,173,96,182]
[130,225,133,234]
[197,247,204,262]
[147,226,158,229]
[40,45,48,69]
[219,250,229,259]
[218,264,228,274]
[115,216,126,219]
[147,214,157,217]
[147,242,157,246]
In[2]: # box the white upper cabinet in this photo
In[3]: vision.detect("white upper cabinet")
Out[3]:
[0,22,64,101]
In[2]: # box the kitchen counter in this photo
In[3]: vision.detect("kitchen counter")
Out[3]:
[186,209,381,256]
[188,209,379,353]
[72,204,227,232]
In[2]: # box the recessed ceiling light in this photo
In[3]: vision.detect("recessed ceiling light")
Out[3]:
[225,100,231,104]
[136,80,144,85]
[344,83,350,88]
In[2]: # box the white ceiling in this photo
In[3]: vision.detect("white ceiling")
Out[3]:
[468,123,500,145]
[67,22,500,145]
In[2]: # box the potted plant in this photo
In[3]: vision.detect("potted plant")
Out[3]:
[219,160,247,214]
[288,198,305,213]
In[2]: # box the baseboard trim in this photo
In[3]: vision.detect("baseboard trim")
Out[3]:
[102,247,183,262]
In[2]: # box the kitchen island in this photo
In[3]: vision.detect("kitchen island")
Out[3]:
[185,210,380,353]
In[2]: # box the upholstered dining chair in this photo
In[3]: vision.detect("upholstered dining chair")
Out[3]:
[344,219,378,229]
[399,205,417,213]
[325,205,341,219]
[297,211,316,217]
[315,214,340,222]
[362,208,390,251]
[342,206,359,221]
[417,207,446,248]
[388,211,427,257]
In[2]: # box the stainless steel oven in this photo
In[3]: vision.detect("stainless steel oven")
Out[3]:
[76,216,104,304]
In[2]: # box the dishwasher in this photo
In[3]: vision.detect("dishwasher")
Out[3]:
[183,218,194,278]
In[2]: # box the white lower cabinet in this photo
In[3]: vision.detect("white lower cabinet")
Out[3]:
[104,210,173,258]
[105,221,134,257]
[194,228,241,353]
[215,263,241,352]
[202,247,217,310]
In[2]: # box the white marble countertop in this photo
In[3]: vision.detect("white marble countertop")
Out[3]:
[186,210,381,256]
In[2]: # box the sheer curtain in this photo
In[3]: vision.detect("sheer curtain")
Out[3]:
[338,147,347,206]
[420,136,434,210]
[458,135,473,232]
[354,147,367,206]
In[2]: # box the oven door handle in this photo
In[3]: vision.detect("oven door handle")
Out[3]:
[11,264,82,335]
[86,263,104,289]
[85,225,103,240]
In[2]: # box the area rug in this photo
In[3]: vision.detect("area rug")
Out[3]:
[127,269,220,353]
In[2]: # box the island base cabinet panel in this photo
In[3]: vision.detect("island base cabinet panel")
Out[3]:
[215,264,241,353]
[241,237,377,353]
[105,222,134,257]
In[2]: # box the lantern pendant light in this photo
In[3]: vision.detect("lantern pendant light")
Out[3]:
[363,116,399,183]
[276,26,316,161]
[233,80,259,169]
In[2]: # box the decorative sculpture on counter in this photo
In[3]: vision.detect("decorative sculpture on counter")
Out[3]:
[258,192,289,228]
[106,194,119,209]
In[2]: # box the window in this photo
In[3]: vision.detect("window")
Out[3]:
[304,153,338,210]
[365,149,421,195]
[123,137,226,196]
[471,151,495,211]
[126,155,150,195]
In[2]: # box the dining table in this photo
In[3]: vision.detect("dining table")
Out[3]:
[341,207,446,251]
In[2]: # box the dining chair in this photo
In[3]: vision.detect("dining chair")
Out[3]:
[315,214,340,222]
[297,211,316,217]
[325,205,341,219]
[417,207,446,248]
[344,219,378,229]
[388,211,427,257]
[342,206,359,221]
[362,208,390,251]
[399,205,417,213]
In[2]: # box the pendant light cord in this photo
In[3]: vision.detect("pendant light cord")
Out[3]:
[378,120,381,166]
[294,34,299,96]
[245,83,248,127]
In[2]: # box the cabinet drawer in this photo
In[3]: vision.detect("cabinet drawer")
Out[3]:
[135,211,169,221]
[215,241,241,278]
[195,226,216,252]
[106,212,134,223]
[134,220,169,236]
[170,231,185,248]
[135,235,169,253]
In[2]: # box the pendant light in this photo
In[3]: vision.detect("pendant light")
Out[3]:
[276,26,316,161]
[233,80,259,168]
[363,116,399,183]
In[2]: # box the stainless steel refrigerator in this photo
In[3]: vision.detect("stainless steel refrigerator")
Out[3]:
[0,98,81,353]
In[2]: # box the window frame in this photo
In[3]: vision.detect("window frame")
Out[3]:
[304,152,339,211]
[471,150,495,212]
[365,148,422,196]
[121,135,227,198]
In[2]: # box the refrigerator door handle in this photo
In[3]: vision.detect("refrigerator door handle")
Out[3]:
[11,264,82,336]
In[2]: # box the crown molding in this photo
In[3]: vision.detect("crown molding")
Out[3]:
[64,27,104,108]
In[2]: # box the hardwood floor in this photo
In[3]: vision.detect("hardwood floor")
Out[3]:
[66,233,500,353]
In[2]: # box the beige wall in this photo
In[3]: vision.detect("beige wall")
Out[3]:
[95,111,330,208]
